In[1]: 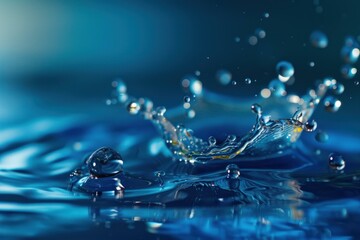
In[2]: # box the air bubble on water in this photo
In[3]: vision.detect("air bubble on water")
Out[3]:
[127,101,141,115]
[86,147,124,178]
[341,64,357,79]
[225,164,241,179]
[216,70,232,85]
[208,136,217,146]
[331,82,345,95]
[248,36,258,46]
[303,120,317,132]
[268,79,286,97]
[276,61,295,79]
[255,28,266,39]
[324,96,341,112]
[341,46,360,64]
[315,131,329,143]
[310,30,328,48]
[244,78,252,85]
[186,109,196,119]
[328,153,345,170]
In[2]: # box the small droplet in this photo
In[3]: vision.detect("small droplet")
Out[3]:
[156,106,167,116]
[234,36,241,43]
[244,78,252,84]
[341,46,360,64]
[154,171,165,177]
[315,131,329,143]
[225,164,241,179]
[328,153,345,170]
[248,36,258,46]
[268,79,286,97]
[86,147,124,178]
[195,70,201,76]
[216,70,232,85]
[331,83,345,95]
[116,81,127,94]
[304,120,317,132]
[251,103,262,115]
[341,64,357,79]
[309,61,315,67]
[231,80,237,85]
[127,101,140,115]
[189,79,203,95]
[276,61,295,79]
[227,135,237,142]
[255,28,266,39]
[310,30,328,48]
[186,109,196,119]
[355,80,360,86]
[183,96,191,103]
[323,96,341,112]
[208,136,217,146]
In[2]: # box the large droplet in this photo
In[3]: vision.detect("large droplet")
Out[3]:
[276,61,295,79]
[216,70,232,85]
[86,147,124,178]
[328,153,345,170]
[225,164,241,179]
[189,79,203,96]
[310,30,328,48]
[324,96,341,112]
[303,120,317,132]
[268,79,286,97]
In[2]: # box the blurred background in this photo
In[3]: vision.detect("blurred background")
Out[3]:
[0,0,359,131]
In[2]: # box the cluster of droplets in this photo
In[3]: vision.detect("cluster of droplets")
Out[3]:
[181,75,204,119]
[340,36,359,81]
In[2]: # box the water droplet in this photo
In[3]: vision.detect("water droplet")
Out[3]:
[195,70,201,76]
[154,171,165,177]
[355,80,360,86]
[292,109,303,121]
[227,135,237,142]
[127,101,141,115]
[304,120,317,132]
[208,136,217,146]
[189,79,203,95]
[116,80,127,94]
[264,12,270,18]
[341,64,357,79]
[186,109,196,119]
[331,82,345,95]
[184,96,191,103]
[341,46,360,64]
[106,99,112,106]
[276,61,295,79]
[225,164,241,179]
[251,103,262,115]
[309,61,315,67]
[255,28,266,39]
[86,147,124,178]
[323,96,341,112]
[216,70,232,85]
[234,36,241,43]
[328,153,345,170]
[315,131,329,143]
[245,78,252,84]
[231,80,237,85]
[268,79,286,97]
[248,36,258,46]
[310,30,328,48]
[260,88,271,98]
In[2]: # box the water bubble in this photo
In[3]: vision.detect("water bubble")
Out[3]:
[315,131,329,143]
[208,136,217,146]
[268,79,286,97]
[310,30,328,48]
[304,120,317,132]
[341,64,357,79]
[251,103,262,115]
[225,164,241,179]
[255,28,266,39]
[355,80,360,86]
[328,153,345,170]
[276,61,295,79]
[331,83,345,95]
[127,101,141,115]
[324,96,341,112]
[244,78,252,84]
[86,147,124,178]
[248,36,258,46]
[341,46,360,64]
[216,70,232,85]
[183,96,191,103]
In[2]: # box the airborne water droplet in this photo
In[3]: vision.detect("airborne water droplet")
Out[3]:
[331,82,345,95]
[304,120,317,132]
[341,64,357,79]
[127,101,141,115]
[315,131,329,143]
[86,147,124,178]
[225,164,241,179]
[216,70,232,85]
[276,61,295,79]
[251,103,262,115]
[268,79,286,97]
[245,78,252,84]
[310,30,328,48]
[328,153,345,170]
[323,96,341,112]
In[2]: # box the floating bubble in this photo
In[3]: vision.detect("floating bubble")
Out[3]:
[304,120,317,132]
[341,46,360,64]
[208,136,217,146]
[323,96,341,112]
[244,78,252,84]
[248,36,258,46]
[268,79,286,97]
[127,101,141,115]
[255,28,266,39]
[225,164,241,179]
[328,153,345,170]
[310,30,328,48]
[315,131,329,143]
[216,70,232,85]
[260,88,271,98]
[331,83,345,95]
[276,61,295,79]
[86,147,124,178]
[341,64,357,79]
